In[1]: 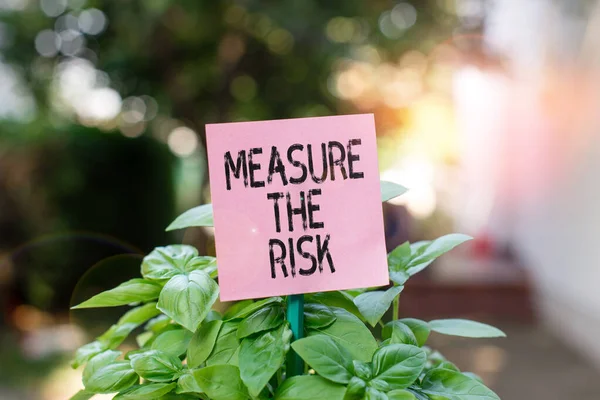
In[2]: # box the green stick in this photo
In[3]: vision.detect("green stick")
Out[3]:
[286,294,304,377]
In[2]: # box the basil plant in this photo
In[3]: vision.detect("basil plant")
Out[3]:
[69,182,505,400]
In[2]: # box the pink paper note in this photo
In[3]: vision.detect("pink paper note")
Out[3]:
[206,114,388,301]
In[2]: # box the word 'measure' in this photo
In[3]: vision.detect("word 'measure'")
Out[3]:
[222,139,365,280]
[223,140,364,190]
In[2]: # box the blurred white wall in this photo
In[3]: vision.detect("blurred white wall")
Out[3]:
[455,0,600,367]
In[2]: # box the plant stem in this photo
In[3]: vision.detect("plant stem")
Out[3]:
[378,320,385,329]
[392,295,399,321]
[286,294,304,377]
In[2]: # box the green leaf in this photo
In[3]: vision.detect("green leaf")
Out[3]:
[125,349,148,361]
[142,245,198,280]
[343,376,367,400]
[239,324,292,397]
[382,321,418,346]
[291,335,353,384]
[119,302,162,325]
[136,332,154,348]
[306,291,363,320]
[372,344,426,390]
[146,315,172,332]
[308,307,377,362]
[369,379,390,392]
[159,394,200,400]
[83,351,138,394]
[188,320,223,368]
[237,304,285,339]
[206,321,241,366]
[223,300,254,320]
[405,389,430,400]
[225,297,283,320]
[389,270,410,286]
[68,390,94,400]
[98,323,139,349]
[388,242,411,285]
[399,319,430,347]
[420,369,500,400]
[157,270,219,332]
[352,360,372,381]
[387,389,417,400]
[130,350,183,382]
[72,279,162,309]
[85,362,138,394]
[72,341,107,368]
[114,382,176,399]
[83,350,120,382]
[354,286,403,327]
[462,372,484,383]
[96,303,161,349]
[205,310,223,322]
[388,243,411,269]
[151,329,193,357]
[343,288,368,297]
[436,361,460,372]
[429,319,506,338]
[176,371,203,394]
[406,234,472,276]
[365,387,387,400]
[304,303,337,329]
[428,350,447,366]
[275,375,345,400]
[381,181,408,202]
[166,204,214,231]
[185,256,218,278]
[192,365,249,400]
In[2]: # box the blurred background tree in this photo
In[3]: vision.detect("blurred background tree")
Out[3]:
[0,0,456,315]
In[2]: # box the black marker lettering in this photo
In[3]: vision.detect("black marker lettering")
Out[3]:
[316,234,335,273]
[307,189,324,229]
[285,191,308,232]
[248,147,265,188]
[297,235,317,276]
[328,141,348,181]
[269,238,287,278]
[267,146,288,186]
[307,143,328,183]
[224,150,248,190]
[267,192,284,233]
[288,237,296,277]
[287,144,307,184]
[347,139,364,179]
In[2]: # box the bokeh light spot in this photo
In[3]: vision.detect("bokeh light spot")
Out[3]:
[391,3,417,30]
[35,29,61,57]
[78,8,107,35]
[140,95,158,121]
[55,12,79,33]
[230,75,257,102]
[77,87,122,122]
[40,0,67,17]
[326,17,358,43]
[266,28,294,54]
[59,29,85,56]
[168,126,198,157]
[121,96,146,124]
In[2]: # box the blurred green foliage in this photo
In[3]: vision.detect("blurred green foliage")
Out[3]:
[0,0,456,312]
